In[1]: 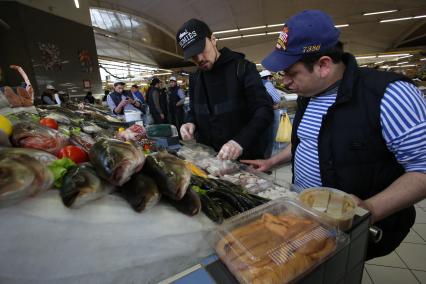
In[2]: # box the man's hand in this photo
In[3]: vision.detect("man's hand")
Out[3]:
[160,113,165,120]
[119,98,129,107]
[217,140,243,160]
[350,194,376,222]
[180,123,195,140]
[240,159,273,172]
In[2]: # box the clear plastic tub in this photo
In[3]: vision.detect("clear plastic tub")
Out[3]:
[299,187,357,231]
[214,198,348,284]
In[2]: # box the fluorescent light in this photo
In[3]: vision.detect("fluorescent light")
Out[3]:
[380,65,389,68]
[356,55,377,59]
[256,63,262,66]
[398,55,413,59]
[374,61,385,64]
[363,10,397,16]
[267,31,281,35]
[397,61,409,65]
[239,25,266,31]
[360,65,368,67]
[217,35,242,40]
[378,53,409,58]
[399,64,416,67]
[241,33,266,38]
[267,23,283,28]
[414,15,426,19]
[380,17,412,23]
[213,29,239,34]
[335,24,349,28]
[74,0,79,8]
[421,58,426,61]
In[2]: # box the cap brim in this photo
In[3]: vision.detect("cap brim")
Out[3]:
[261,50,302,72]
[183,39,206,61]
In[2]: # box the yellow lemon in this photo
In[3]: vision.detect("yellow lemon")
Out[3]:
[0,114,13,136]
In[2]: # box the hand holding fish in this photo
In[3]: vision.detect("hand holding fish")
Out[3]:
[217,140,243,160]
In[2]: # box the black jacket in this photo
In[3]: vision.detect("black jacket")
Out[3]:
[291,53,415,259]
[188,47,273,159]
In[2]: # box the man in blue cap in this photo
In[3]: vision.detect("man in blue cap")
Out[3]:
[242,10,426,259]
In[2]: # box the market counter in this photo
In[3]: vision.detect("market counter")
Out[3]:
[159,208,371,284]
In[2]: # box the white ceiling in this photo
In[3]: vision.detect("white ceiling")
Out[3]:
[90,0,426,66]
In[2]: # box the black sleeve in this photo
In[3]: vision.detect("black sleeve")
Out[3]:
[233,61,274,150]
[186,72,198,124]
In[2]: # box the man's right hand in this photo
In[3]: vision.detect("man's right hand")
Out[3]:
[240,159,273,172]
[180,123,196,140]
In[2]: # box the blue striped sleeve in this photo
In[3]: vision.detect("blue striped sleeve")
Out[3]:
[264,81,282,103]
[380,81,426,173]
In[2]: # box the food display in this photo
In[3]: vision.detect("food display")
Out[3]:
[299,187,357,230]
[215,199,346,284]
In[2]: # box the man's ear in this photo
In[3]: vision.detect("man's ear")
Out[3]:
[211,35,218,47]
[317,56,333,78]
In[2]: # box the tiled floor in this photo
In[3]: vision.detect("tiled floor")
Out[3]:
[272,165,426,284]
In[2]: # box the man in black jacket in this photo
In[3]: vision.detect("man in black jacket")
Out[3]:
[242,10,426,259]
[176,19,273,160]
[146,78,165,124]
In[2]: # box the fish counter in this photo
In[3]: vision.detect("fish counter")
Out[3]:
[0,102,369,283]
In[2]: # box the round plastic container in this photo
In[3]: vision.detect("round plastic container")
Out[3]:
[124,110,141,122]
[299,187,357,231]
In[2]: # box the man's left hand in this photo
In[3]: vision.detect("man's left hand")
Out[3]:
[350,194,376,223]
[217,140,243,160]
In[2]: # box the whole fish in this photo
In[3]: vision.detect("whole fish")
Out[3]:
[142,151,191,200]
[165,187,201,216]
[45,112,71,125]
[119,173,161,212]
[89,139,145,186]
[60,164,114,208]
[80,121,103,134]
[0,147,57,165]
[69,131,95,153]
[11,121,69,155]
[0,149,53,208]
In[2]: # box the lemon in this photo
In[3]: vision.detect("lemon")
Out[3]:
[0,114,13,136]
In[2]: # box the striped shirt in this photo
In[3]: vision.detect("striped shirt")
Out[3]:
[262,79,281,103]
[293,81,426,192]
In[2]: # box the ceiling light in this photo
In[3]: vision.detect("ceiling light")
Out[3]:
[239,25,266,31]
[420,58,426,61]
[267,31,281,35]
[380,15,426,23]
[397,61,409,65]
[335,24,349,28]
[398,55,413,60]
[267,23,283,28]
[213,29,239,34]
[363,10,397,16]
[217,35,242,40]
[74,0,80,8]
[399,64,416,67]
[374,61,385,64]
[241,33,266,38]
[256,63,262,66]
[378,53,409,58]
[360,65,368,67]
[356,55,377,59]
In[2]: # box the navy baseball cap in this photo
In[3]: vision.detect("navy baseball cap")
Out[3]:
[176,19,212,61]
[262,10,340,72]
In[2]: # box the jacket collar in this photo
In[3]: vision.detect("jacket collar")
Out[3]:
[335,52,359,105]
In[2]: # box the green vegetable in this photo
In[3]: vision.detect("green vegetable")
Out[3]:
[191,185,207,195]
[48,158,76,188]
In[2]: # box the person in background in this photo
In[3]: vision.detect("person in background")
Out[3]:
[260,70,283,158]
[146,78,165,124]
[84,91,95,104]
[131,84,145,103]
[167,76,185,132]
[242,10,426,260]
[176,18,273,160]
[41,84,57,105]
[160,83,169,123]
[107,81,142,115]
[57,90,68,105]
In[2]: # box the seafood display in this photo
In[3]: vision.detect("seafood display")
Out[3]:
[11,121,69,154]
[60,164,114,208]
[142,151,191,200]
[0,148,53,207]
[118,173,161,212]
[165,187,201,216]
[69,131,95,153]
[89,139,145,186]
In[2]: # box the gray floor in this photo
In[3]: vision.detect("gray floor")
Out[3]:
[272,164,426,284]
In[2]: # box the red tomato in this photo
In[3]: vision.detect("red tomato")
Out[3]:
[40,118,58,130]
[57,145,88,164]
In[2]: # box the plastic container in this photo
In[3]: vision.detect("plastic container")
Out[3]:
[124,110,141,122]
[146,124,178,138]
[299,187,357,231]
[214,198,348,284]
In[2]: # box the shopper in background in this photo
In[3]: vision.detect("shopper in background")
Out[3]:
[146,78,165,124]
[176,18,273,160]
[131,84,145,103]
[84,91,95,104]
[167,76,185,133]
[41,84,57,105]
[107,81,142,115]
[259,70,282,158]
[242,10,426,260]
